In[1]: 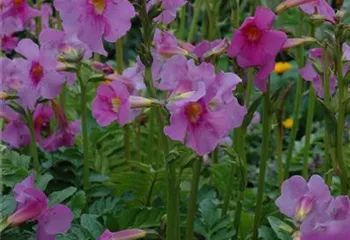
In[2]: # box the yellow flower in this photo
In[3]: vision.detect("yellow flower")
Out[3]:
[274,62,292,74]
[282,117,293,129]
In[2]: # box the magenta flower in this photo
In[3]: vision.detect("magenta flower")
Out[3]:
[0,33,18,53]
[92,81,131,126]
[148,0,187,24]
[275,175,332,222]
[98,229,146,240]
[277,0,335,23]
[0,101,30,148]
[300,48,337,98]
[34,102,80,152]
[154,29,188,59]
[15,39,65,110]
[228,7,287,91]
[0,0,40,33]
[54,0,135,55]
[7,174,74,239]
[192,39,228,59]
[163,57,246,155]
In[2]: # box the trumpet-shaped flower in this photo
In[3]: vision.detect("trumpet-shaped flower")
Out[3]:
[163,57,246,155]
[34,102,80,152]
[300,48,337,98]
[98,229,147,240]
[7,174,74,240]
[276,0,335,23]
[275,175,332,221]
[54,0,135,55]
[228,7,287,91]
[15,39,65,110]
[148,0,187,24]
[0,57,26,91]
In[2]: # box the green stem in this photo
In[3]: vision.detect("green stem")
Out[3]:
[212,147,219,164]
[77,65,90,190]
[147,109,155,164]
[60,83,67,112]
[28,113,40,172]
[302,87,316,178]
[246,68,254,106]
[35,0,43,37]
[167,158,178,240]
[56,11,63,30]
[252,82,271,240]
[284,15,304,177]
[276,126,284,185]
[178,6,186,39]
[187,0,203,43]
[185,158,202,240]
[116,38,131,162]
[335,40,349,194]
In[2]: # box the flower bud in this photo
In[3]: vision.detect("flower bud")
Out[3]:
[157,46,189,59]
[276,0,316,14]
[203,39,229,59]
[91,62,114,75]
[59,47,85,63]
[309,14,328,24]
[283,38,316,50]
[295,196,314,222]
[0,91,8,100]
[129,96,161,108]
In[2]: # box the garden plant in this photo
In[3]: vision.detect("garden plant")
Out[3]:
[1,0,350,239]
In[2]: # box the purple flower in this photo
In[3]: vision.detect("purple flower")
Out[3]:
[299,48,337,98]
[0,33,18,53]
[54,0,135,55]
[277,0,336,23]
[163,57,246,155]
[0,0,40,33]
[154,29,188,59]
[7,174,74,239]
[34,102,80,152]
[98,229,146,240]
[15,39,65,110]
[228,7,287,92]
[0,57,25,91]
[148,0,187,24]
[275,175,332,221]
[343,43,350,61]
[92,81,131,126]
[192,39,228,59]
[0,101,30,148]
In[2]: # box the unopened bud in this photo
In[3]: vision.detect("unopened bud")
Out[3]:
[91,62,114,75]
[283,37,316,50]
[309,14,328,24]
[203,39,229,59]
[292,231,301,240]
[0,91,8,100]
[276,0,315,14]
[129,96,160,108]
[295,196,314,222]
[59,48,84,63]
[56,62,77,72]
[158,46,188,59]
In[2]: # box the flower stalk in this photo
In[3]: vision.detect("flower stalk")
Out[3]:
[252,81,271,240]
[185,157,202,240]
[27,113,40,172]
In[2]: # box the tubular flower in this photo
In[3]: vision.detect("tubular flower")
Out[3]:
[54,0,135,55]
[228,7,287,91]
[276,0,335,23]
[192,39,229,60]
[98,229,147,240]
[7,174,74,240]
[33,102,80,152]
[299,48,337,98]
[162,56,246,156]
[148,0,187,24]
[15,39,65,110]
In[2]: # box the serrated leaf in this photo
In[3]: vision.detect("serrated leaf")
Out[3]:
[88,196,120,216]
[48,187,77,206]
[0,195,16,219]
[80,214,104,239]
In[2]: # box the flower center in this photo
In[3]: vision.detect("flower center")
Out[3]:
[111,97,121,113]
[185,102,203,123]
[245,25,261,42]
[89,0,106,15]
[30,62,44,86]
[13,0,22,6]
[295,196,315,222]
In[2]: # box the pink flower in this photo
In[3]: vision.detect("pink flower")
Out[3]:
[0,101,30,148]
[34,102,80,152]
[163,57,246,155]
[15,39,65,110]
[98,229,146,240]
[275,175,332,221]
[92,81,132,126]
[300,48,337,98]
[192,39,228,59]
[7,174,74,240]
[154,29,188,59]
[228,7,287,91]
[0,33,18,52]
[0,57,25,91]
[149,0,187,24]
[0,0,40,33]
[343,43,350,61]
[277,0,335,23]
[54,0,135,55]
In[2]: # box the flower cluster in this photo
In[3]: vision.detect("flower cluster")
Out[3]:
[276,175,350,240]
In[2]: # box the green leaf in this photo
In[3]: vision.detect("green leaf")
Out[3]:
[36,173,53,191]
[259,226,278,240]
[88,196,120,217]
[67,191,87,218]
[80,214,104,239]
[241,94,264,129]
[48,187,77,206]
[317,99,337,146]
[268,216,293,240]
[0,195,16,219]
